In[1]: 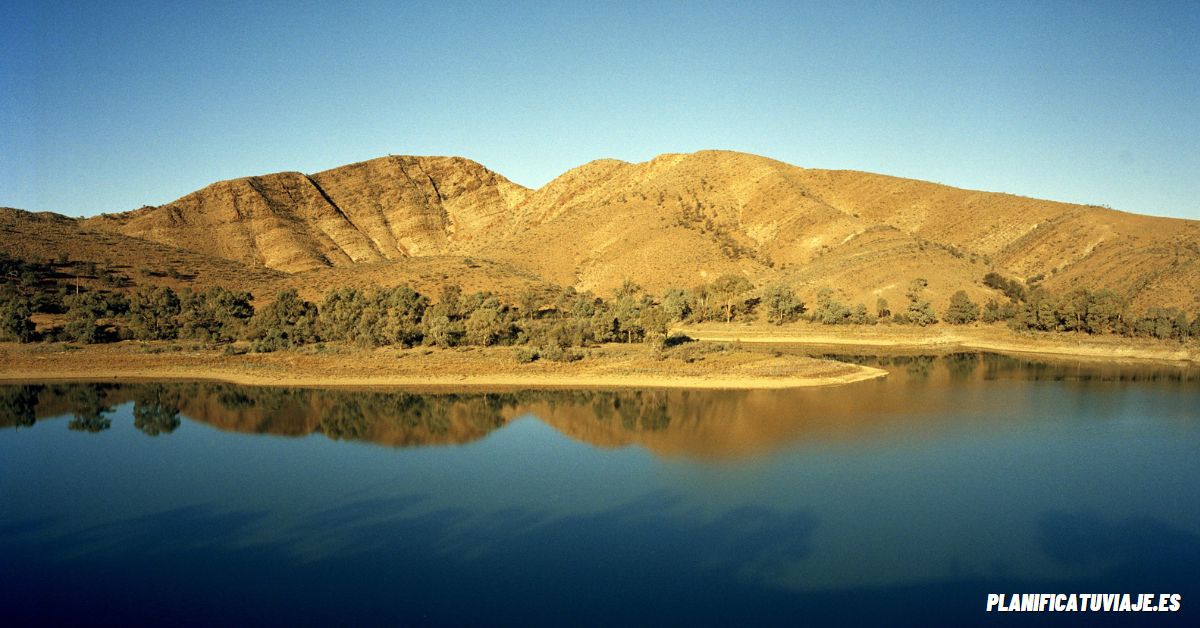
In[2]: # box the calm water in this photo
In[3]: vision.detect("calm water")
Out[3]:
[2,354,1198,626]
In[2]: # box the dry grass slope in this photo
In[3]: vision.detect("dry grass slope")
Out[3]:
[6,150,1198,312]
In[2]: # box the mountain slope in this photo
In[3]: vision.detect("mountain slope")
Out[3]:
[12,150,1199,312]
[0,207,284,292]
[81,156,528,273]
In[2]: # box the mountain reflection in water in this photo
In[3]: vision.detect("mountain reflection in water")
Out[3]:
[2,353,1197,460]
[2,352,1198,625]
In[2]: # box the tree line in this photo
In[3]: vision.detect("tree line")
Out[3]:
[2,251,1198,353]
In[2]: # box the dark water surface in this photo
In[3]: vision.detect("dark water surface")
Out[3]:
[2,354,1198,626]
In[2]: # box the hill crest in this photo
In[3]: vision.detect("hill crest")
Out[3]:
[5,150,1198,312]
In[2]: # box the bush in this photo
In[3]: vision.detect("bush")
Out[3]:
[943,291,980,324]
[539,344,583,362]
[0,294,35,342]
[513,347,539,363]
[983,272,1026,302]
[179,287,255,343]
[813,288,850,325]
[61,291,126,344]
[249,290,319,351]
[875,298,891,319]
[904,279,938,326]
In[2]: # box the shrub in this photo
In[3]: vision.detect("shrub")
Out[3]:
[513,347,539,363]
[249,290,319,351]
[0,293,35,342]
[875,298,891,319]
[943,291,980,324]
[904,279,938,326]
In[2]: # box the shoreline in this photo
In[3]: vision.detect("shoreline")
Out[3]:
[674,324,1199,365]
[0,343,888,391]
[0,368,888,391]
[4,323,1194,392]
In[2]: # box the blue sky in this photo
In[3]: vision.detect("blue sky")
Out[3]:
[2,1,1197,219]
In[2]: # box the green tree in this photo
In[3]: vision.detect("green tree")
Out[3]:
[420,313,456,347]
[1084,289,1125,334]
[687,283,718,322]
[638,303,671,344]
[762,284,804,325]
[981,299,1004,323]
[614,279,642,300]
[982,272,1026,302]
[711,274,753,323]
[377,286,429,347]
[613,292,645,343]
[421,288,465,347]
[660,287,692,322]
[319,287,367,342]
[904,278,937,326]
[62,291,126,344]
[848,303,871,325]
[437,284,463,319]
[943,290,980,324]
[1058,288,1091,332]
[813,288,850,325]
[465,305,511,346]
[590,307,620,343]
[518,286,543,321]
[0,293,35,342]
[128,286,182,340]
[1008,288,1059,331]
[203,287,253,340]
[249,290,319,351]
[569,291,600,320]
[1132,307,1188,340]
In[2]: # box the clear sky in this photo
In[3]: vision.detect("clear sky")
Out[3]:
[2,0,1197,219]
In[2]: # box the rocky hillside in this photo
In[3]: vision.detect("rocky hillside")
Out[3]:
[9,150,1199,312]
[82,156,529,272]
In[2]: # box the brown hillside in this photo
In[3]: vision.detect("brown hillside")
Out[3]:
[9,150,1199,312]
[81,156,528,273]
[0,207,284,293]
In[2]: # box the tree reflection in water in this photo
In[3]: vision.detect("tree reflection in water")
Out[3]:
[65,384,116,433]
[1,353,1196,458]
[133,385,182,436]
[0,385,41,428]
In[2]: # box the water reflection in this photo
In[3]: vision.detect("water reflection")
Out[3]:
[2,353,1197,460]
[65,384,116,433]
[2,353,1198,625]
[132,385,182,436]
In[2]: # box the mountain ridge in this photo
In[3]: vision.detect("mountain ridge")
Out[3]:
[5,150,1197,312]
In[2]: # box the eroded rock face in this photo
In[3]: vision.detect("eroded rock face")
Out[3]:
[83,156,529,273]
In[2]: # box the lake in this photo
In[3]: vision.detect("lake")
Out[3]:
[2,353,1198,626]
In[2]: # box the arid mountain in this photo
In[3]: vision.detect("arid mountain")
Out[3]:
[7,150,1199,312]
[0,207,284,293]
[81,156,529,273]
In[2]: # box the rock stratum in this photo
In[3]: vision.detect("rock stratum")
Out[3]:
[5,150,1198,311]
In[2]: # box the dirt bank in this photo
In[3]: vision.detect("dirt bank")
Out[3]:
[0,342,887,390]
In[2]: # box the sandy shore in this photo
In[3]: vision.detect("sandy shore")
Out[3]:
[0,342,887,390]
[675,322,1199,364]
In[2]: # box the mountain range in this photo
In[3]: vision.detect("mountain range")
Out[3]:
[4,150,1198,312]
